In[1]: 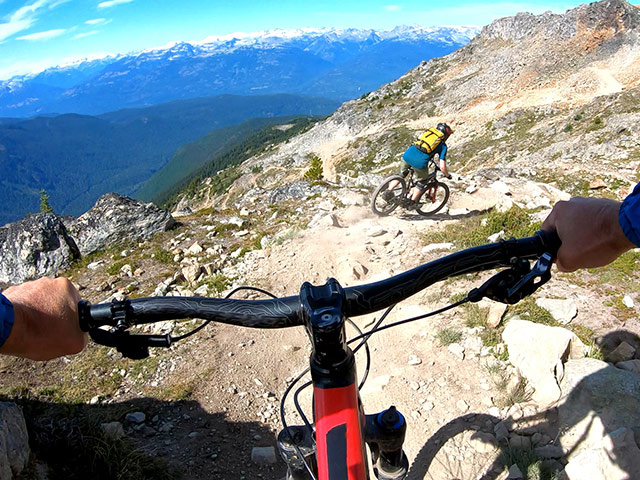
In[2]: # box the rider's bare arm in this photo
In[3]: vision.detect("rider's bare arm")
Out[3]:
[439,158,450,178]
[542,197,635,272]
[0,277,87,361]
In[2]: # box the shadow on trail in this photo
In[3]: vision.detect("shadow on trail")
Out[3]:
[406,330,640,480]
[9,395,286,480]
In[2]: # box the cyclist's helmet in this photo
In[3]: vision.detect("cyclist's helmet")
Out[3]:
[436,122,453,140]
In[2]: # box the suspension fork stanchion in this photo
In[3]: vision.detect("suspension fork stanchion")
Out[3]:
[364,408,409,480]
[300,279,369,480]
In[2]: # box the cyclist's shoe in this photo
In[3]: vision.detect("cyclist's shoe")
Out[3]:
[402,198,419,208]
[382,191,395,202]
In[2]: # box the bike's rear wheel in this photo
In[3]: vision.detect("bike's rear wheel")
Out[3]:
[416,181,449,216]
[371,175,407,216]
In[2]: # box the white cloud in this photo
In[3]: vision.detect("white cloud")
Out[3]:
[85,17,109,25]
[17,27,66,40]
[384,5,401,12]
[98,0,134,9]
[74,30,99,39]
[0,0,67,42]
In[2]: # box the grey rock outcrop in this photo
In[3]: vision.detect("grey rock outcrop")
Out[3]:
[0,402,29,480]
[0,212,80,284]
[66,193,175,256]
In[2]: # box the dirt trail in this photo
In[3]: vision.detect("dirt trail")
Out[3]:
[179,204,511,479]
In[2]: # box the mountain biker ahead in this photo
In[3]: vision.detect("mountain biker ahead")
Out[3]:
[393,123,453,204]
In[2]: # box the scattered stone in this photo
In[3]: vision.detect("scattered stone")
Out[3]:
[187,242,204,255]
[0,402,29,479]
[89,395,100,405]
[589,178,607,190]
[421,243,454,253]
[422,401,435,411]
[467,431,498,453]
[456,399,469,412]
[125,412,146,424]
[182,264,202,285]
[535,298,578,325]
[534,445,564,459]
[509,434,531,451]
[622,295,634,308]
[487,230,505,242]
[408,355,422,366]
[507,463,523,479]
[251,446,278,465]
[369,227,386,238]
[494,421,509,441]
[487,302,508,328]
[607,341,636,363]
[447,343,465,360]
[615,359,640,374]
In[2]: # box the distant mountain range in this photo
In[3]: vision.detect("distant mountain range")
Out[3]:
[0,94,336,225]
[0,26,479,117]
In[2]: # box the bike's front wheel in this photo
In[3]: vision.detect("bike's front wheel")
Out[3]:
[416,181,450,216]
[371,175,407,216]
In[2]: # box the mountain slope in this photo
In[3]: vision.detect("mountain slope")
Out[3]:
[0,94,337,225]
[0,26,478,117]
[136,116,318,205]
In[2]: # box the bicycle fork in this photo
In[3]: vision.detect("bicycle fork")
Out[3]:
[277,279,408,480]
[278,406,408,480]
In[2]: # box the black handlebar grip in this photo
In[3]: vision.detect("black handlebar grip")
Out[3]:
[535,229,561,257]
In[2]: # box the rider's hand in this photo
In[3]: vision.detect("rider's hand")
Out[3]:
[1,277,87,361]
[541,197,634,272]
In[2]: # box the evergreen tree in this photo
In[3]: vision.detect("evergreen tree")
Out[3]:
[40,189,54,213]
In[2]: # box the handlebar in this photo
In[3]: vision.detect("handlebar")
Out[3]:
[80,231,560,338]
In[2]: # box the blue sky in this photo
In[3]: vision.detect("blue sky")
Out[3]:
[0,0,587,80]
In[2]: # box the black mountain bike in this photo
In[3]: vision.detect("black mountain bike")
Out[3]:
[79,231,559,480]
[370,165,450,217]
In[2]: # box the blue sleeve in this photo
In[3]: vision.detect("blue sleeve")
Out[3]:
[434,143,447,161]
[0,293,14,348]
[619,182,640,247]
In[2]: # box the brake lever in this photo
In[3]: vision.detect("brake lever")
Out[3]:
[89,328,171,359]
[506,253,553,301]
[468,253,553,305]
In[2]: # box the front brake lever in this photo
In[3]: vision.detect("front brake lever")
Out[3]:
[506,253,553,302]
[89,328,171,359]
[468,253,553,305]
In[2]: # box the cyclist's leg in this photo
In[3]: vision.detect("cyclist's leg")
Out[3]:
[388,162,411,191]
[410,167,431,200]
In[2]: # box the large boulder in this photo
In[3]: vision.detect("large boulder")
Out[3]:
[502,319,585,405]
[0,212,80,284]
[66,193,175,256]
[0,402,29,480]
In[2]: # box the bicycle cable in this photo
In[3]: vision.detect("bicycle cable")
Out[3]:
[347,297,470,345]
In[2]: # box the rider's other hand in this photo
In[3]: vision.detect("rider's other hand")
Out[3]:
[1,277,87,361]
[542,197,634,272]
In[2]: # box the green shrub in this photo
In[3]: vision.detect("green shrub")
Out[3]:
[303,155,323,181]
[426,206,540,249]
[436,327,462,346]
